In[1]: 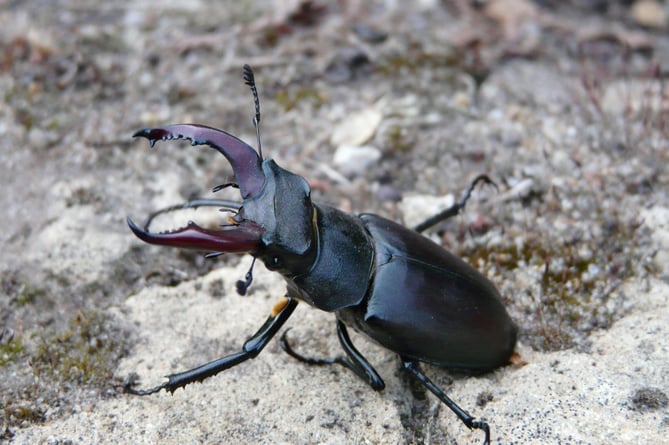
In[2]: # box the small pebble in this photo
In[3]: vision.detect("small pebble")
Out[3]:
[330,107,383,146]
[333,144,382,177]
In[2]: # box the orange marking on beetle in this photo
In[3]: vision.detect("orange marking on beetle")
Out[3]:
[509,351,527,367]
[271,297,290,317]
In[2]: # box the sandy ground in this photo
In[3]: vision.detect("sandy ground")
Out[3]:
[1,1,668,444]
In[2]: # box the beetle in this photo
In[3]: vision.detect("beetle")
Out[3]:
[125,65,517,445]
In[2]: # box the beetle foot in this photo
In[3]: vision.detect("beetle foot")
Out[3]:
[123,372,165,396]
[462,174,497,202]
[413,174,498,233]
[124,372,185,396]
[468,418,490,445]
[401,359,492,445]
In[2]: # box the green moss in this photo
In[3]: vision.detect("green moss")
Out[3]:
[376,41,459,77]
[46,117,61,130]
[383,125,412,154]
[0,336,23,366]
[32,311,128,386]
[14,108,35,130]
[1,273,45,307]
[16,283,43,306]
[274,86,325,111]
[258,26,282,47]
[459,212,638,352]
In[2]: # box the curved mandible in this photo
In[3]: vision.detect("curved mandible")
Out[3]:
[127,217,264,253]
[133,124,265,199]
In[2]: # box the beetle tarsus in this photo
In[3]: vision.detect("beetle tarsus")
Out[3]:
[124,373,169,396]
[280,321,385,391]
[413,174,497,233]
[401,359,491,445]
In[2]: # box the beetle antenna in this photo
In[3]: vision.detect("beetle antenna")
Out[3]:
[243,64,262,160]
[236,256,257,296]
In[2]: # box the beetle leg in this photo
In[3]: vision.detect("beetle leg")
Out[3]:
[334,321,385,390]
[401,359,491,445]
[124,297,298,396]
[413,174,497,233]
[279,320,385,390]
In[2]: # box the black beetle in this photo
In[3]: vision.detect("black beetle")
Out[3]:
[126,65,517,444]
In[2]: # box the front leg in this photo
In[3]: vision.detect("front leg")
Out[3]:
[125,297,298,395]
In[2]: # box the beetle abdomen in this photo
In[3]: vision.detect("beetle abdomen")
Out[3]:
[355,214,517,371]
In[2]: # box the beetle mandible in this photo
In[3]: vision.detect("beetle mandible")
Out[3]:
[125,65,517,445]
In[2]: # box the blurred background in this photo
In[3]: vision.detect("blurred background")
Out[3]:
[1,1,667,443]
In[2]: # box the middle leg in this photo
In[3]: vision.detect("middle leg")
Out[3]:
[280,320,385,390]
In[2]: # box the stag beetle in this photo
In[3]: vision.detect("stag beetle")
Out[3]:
[125,65,517,445]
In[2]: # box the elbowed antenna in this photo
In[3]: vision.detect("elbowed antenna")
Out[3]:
[243,64,263,160]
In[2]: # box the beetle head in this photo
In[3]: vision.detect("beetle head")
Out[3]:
[128,124,317,277]
[239,158,317,275]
